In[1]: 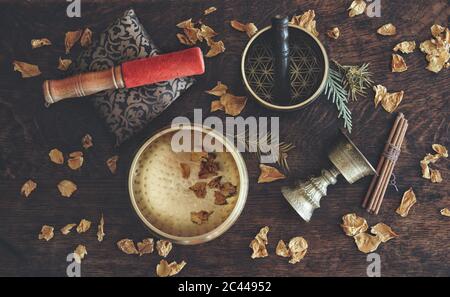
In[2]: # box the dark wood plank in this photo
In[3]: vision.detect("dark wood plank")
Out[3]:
[0,0,448,277]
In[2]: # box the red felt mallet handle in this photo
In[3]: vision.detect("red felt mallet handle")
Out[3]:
[42,47,205,106]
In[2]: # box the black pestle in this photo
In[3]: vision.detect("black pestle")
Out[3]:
[271,15,291,103]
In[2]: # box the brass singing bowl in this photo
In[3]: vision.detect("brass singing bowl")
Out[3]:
[241,24,329,111]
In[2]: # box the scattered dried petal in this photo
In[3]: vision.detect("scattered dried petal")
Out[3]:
[204,6,217,15]
[373,84,404,113]
[214,191,228,205]
[13,61,41,78]
[49,148,64,164]
[258,164,286,183]
[199,24,218,39]
[156,240,173,257]
[370,223,398,242]
[206,39,225,58]
[220,182,237,197]
[206,82,228,97]
[74,244,87,263]
[82,134,93,149]
[97,215,105,242]
[191,210,213,224]
[288,236,308,264]
[191,152,208,162]
[392,54,408,72]
[68,151,84,170]
[231,20,258,37]
[189,182,207,198]
[348,0,367,17]
[61,223,77,235]
[393,41,416,54]
[431,24,445,38]
[249,226,269,259]
[290,10,319,37]
[396,188,417,217]
[31,38,52,49]
[38,225,54,241]
[137,238,154,256]
[106,155,119,174]
[117,239,138,255]
[211,100,224,112]
[419,26,450,73]
[377,23,396,36]
[156,260,186,277]
[80,28,93,48]
[440,208,450,217]
[208,176,223,189]
[76,219,91,234]
[275,240,290,258]
[65,30,82,54]
[57,57,72,71]
[430,169,443,183]
[354,232,382,253]
[176,19,194,29]
[327,27,340,39]
[21,179,37,198]
[180,163,191,179]
[57,180,77,198]
[340,213,368,236]
[177,33,195,46]
[432,144,448,157]
[199,154,220,179]
[220,93,247,116]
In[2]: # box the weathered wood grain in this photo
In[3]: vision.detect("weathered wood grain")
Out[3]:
[0,0,448,277]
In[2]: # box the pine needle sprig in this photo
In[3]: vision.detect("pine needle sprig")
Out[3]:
[332,60,374,102]
[324,67,352,133]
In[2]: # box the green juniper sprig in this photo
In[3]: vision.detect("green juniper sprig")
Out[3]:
[332,60,374,102]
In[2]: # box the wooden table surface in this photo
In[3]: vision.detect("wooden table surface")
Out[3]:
[0,0,448,277]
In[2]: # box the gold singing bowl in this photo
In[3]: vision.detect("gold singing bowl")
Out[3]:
[282,132,376,222]
[241,24,329,111]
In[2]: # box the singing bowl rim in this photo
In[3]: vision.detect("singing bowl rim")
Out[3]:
[128,124,249,245]
[241,24,329,111]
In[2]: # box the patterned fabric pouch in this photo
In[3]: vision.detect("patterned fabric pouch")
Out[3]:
[72,9,194,145]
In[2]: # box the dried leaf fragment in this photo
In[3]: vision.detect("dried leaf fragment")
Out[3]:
[392,54,408,72]
[61,223,76,235]
[80,28,93,48]
[65,30,82,54]
[288,236,308,264]
[205,39,225,58]
[76,219,91,234]
[106,155,119,174]
[97,215,105,242]
[57,180,77,197]
[275,240,290,258]
[230,20,258,38]
[348,0,367,17]
[21,179,37,198]
[290,10,319,37]
[373,84,404,113]
[377,23,396,36]
[31,38,52,49]
[249,226,269,259]
[49,149,64,164]
[156,260,186,277]
[220,93,247,116]
[258,164,286,183]
[156,240,173,257]
[327,27,340,39]
[189,182,207,198]
[370,223,398,242]
[68,151,84,170]
[81,134,93,149]
[191,210,213,225]
[74,244,87,263]
[440,208,450,217]
[38,225,54,241]
[396,188,417,217]
[180,163,190,179]
[393,41,416,54]
[340,213,368,237]
[137,238,154,256]
[57,57,72,71]
[13,61,41,78]
[117,239,138,255]
[354,232,382,253]
[204,6,217,15]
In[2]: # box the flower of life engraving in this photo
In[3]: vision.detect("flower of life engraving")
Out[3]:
[245,40,322,104]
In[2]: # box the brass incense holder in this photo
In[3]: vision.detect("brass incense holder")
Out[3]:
[282,132,376,222]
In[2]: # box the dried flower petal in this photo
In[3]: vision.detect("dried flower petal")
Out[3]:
[354,232,382,253]
[82,134,93,149]
[57,180,77,198]
[97,215,105,242]
[393,41,416,54]
[214,191,228,205]
[65,30,82,54]
[180,163,191,179]
[76,219,91,234]
[117,239,138,255]
[61,223,77,235]
[377,23,396,36]
[184,27,202,44]
[211,100,224,112]
[231,20,258,38]
[189,182,207,198]
[191,210,213,224]
[288,236,308,264]
[432,144,448,157]
[38,225,54,241]
[392,54,408,72]
[106,155,119,174]
[396,188,417,217]
[290,10,319,37]
[275,240,290,257]
[419,26,450,73]
[156,240,173,257]
[177,33,195,46]
[208,176,222,189]
[156,260,186,277]
[49,148,64,164]
[430,169,443,183]
[137,238,154,256]
[348,0,366,17]
[199,154,220,179]
[206,39,225,58]
[176,19,194,29]
[340,213,368,237]
[191,152,208,162]
[57,57,72,71]
[13,61,41,78]
[31,38,52,49]
[199,24,218,39]
[370,223,398,242]
[440,208,450,217]
[68,151,84,170]
[21,179,37,198]
[74,244,87,263]
[327,27,340,39]
[431,24,445,38]
[250,226,269,259]
[204,6,217,15]
[258,164,286,183]
[80,28,93,48]
[373,84,404,113]
[220,93,247,116]
[206,81,228,97]
[220,182,237,197]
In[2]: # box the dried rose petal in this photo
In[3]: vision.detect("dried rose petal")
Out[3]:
[13,61,41,78]
[156,240,173,257]
[327,27,340,39]
[74,244,87,263]
[191,210,213,225]
[393,41,416,54]
[57,57,72,71]
[370,223,398,242]
[258,164,286,183]
[214,191,228,205]
[68,151,84,170]
[117,239,138,255]
[208,176,222,189]
[80,28,93,48]
[206,82,229,97]
[230,20,258,38]
[65,30,82,54]
[288,236,308,264]
[430,169,443,183]
[377,23,396,36]
[53,187,68,209]
[177,33,194,46]
[191,152,208,162]
[396,188,417,217]
[206,39,225,58]
[210,100,224,112]
[137,238,154,256]
[106,155,119,174]
[189,182,207,198]
[220,93,247,116]
[249,226,269,259]
[348,0,366,17]
[431,24,445,38]
[82,134,93,149]
[97,215,105,242]
[21,179,37,198]
[180,163,191,179]
[440,208,450,217]
[340,213,368,237]
[204,6,217,15]
[199,24,218,39]
[156,260,186,277]
[354,232,382,253]
[199,154,220,179]
[290,10,319,37]
[419,26,450,73]
[432,144,448,157]
[76,219,91,234]
[38,225,54,241]
[184,27,202,44]
[177,18,194,29]
[373,84,404,113]
[220,182,237,197]
[61,223,77,235]
[31,38,52,49]
[392,54,408,72]
[49,149,64,164]
[275,240,290,257]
